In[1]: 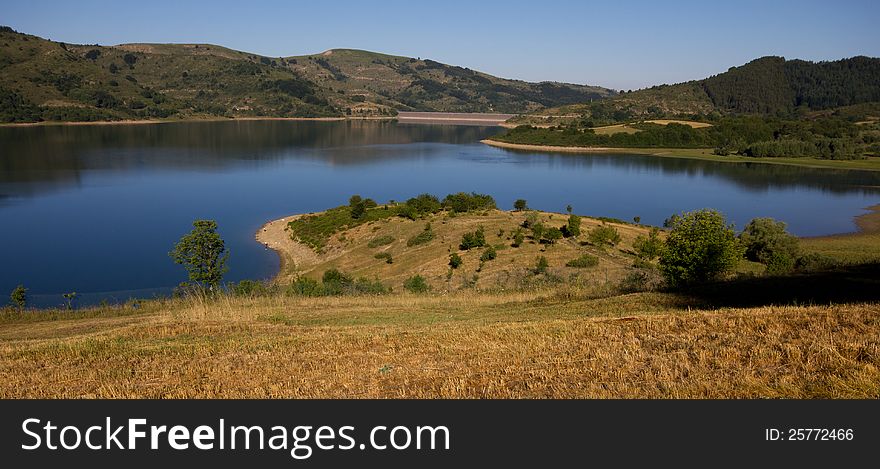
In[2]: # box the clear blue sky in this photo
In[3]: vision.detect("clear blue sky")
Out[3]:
[4,0,879,90]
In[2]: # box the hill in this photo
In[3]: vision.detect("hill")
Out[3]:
[286,49,614,115]
[510,56,880,127]
[0,27,614,123]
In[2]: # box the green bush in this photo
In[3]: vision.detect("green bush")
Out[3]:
[795,253,838,272]
[405,194,441,217]
[739,218,799,274]
[407,223,435,247]
[441,192,496,213]
[563,214,581,237]
[449,253,463,269]
[374,252,393,264]
[659,209,743,287]
[403,275,431,293]
[544,227,563,244]
[587,225,621,247]
[230,279,271,296]
[512,229,525,247]
[533,256,549,275]
[633,227,664,260]
[368,235,395,248]
[287,277,323,297]
[480,246,497,262]
[9,284,27,309]
[460,227,486,250]
[565,254,599,268]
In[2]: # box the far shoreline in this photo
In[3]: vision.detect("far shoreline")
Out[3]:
[480,139,880,172]
[0,115,396,128]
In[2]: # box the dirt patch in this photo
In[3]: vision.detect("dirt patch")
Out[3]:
[255,215,321,283]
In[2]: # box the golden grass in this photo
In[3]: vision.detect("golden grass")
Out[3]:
[0,289,877,399]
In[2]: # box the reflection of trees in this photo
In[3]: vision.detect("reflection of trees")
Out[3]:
[0,121,499,197]
[498,149,880,196]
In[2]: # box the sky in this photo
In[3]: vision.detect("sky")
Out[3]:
[3,0,879,90]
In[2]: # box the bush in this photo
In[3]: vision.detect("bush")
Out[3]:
[563,214,581,237]
[544,227,563,244]
[9,284,27,309]
[321,269,389,295]
[633,227,663,260]
[795,253,838,272]
[460,227,486,250]
[512,229,525,247]
[374,252,393,264]
[659,209,743,287]
[480,246,497,262]
[449,252,463,269]
[230,279,271,296]
[739,218,799,274]
[349,195,366,220]
[533,256,549,275]
[513,199,528,211]
[587,225,621,247]
[403,275,430,293]
[522,212,539,229]
[530,222,545,240]
[368,235,395,248]
[405,194,441,217]
[441,192,496,213]
[566,254,599,268]
[287,277,323,296]
[407,223,435,247]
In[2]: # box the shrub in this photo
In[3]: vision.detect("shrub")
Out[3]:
[407,223,435,247]
[480,246,497,262]
[566,254,599,268]
[405,194,441,216]
[633,227,663,260]
[739,217,799,274]
[512,229,525,247]
[287,277,323,297]
[403,275,430,293]
[374,252,393,264]
[530,222,545,240]
[9,284,27,309]
[563,214,581,237]
[460,227,486,250]
[349,195,366,220]
[441,192,496,213]
[795,253,838,272]
[322,268,354,295]
[522,212,539,228]
[449,252,463,268]
[368,235,395,248]
[659,209,743,287]
[587,225,621,247]
[513,199,528,211]
[230,279,271,296]
[533,256,549,275]
[544,227,563,244]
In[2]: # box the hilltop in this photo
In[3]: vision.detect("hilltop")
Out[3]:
[0,27,613,123]
[508,55,880,127]
[286,49,613,115]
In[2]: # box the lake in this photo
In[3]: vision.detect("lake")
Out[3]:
[2,120,879,307]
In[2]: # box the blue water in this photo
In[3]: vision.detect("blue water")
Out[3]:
[1,120,878,307]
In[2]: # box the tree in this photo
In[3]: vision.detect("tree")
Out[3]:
[739,217,799,274]
[63,292,78,310]
[513,199,528,211]
[449,252,462,269]
[459,227,486,250]
[660,209,743,287]
[10,285,27,309]
[512,229,525,248]
[633,227,663,260]
[169,220,229,289]
[531,222,545,241]
[564,214,581,237]
[566,204,573,214]
[349,194,366,220]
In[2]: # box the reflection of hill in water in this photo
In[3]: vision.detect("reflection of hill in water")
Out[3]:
[2,120,880,199]
[0,121,497,197]
[498,149,880,196]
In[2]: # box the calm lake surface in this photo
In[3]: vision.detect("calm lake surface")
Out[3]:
[2,120,880,307]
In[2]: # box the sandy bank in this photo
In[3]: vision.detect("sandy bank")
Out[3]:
[480,139,616,152]
[255,214,320,284]
[0,116,395,128]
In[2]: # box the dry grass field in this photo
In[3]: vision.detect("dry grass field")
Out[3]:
[1,290,877,398]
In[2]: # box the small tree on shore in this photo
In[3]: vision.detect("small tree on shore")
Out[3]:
[10,285,27,309]
[169,220,229,290]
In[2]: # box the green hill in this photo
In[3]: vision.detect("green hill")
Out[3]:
[0,27,614,123]
[511,56,880,127]
[287,49,614,115]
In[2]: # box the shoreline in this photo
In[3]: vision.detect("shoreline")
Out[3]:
[0,115,396,128]
[480,139,880,172]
